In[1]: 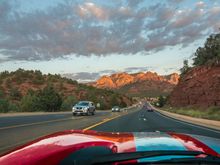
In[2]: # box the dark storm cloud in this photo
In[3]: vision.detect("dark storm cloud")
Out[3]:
[0,0,219,62]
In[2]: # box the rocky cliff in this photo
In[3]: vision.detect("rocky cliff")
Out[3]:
[169,65,220,107]
[90,72,180,97]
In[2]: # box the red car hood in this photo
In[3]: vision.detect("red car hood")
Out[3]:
[0,130,220,165]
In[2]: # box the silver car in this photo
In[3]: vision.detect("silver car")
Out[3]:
[72,101,96,116]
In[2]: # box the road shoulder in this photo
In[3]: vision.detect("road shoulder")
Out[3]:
[155,108,220,131]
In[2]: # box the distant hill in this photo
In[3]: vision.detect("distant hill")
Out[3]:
[88,72,180,97]
[0,69,133,112]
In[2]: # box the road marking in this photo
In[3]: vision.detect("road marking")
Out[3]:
[0,117,83,130]
[83,115,121,131]
[154,111,220,134]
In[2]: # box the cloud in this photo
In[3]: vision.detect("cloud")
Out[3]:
[123,66,154,73]
[77,2,108,20]
[168,0,185,4]
[0,0,220,62]
[62,66,155,82]
[127,0,144,7]
[196,1,206,8]
[63,72,100,82]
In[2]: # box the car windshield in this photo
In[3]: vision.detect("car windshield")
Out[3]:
[77,102,89,106]
[0,0,220,164]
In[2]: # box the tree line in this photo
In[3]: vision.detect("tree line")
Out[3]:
[180,31,220,75]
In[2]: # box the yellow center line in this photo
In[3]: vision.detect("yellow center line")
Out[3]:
[83,115,121,131]
[0,117,83,130]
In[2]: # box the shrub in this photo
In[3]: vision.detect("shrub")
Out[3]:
[0,90,4,98]
[32,70,45,85]
[157,95,167,107]
[110,94,118,106]
[38,85,62,112]
[61,95,77,111]
[20,93,41,112]
[66,79,78,85]
[5,78,12,89]
[0,99,10,113]
[8,102,19,112]
[180,60,190,75]
[9,88,22,100]
[20,86,62,112]
[119,99,127,108]
[0,71,10,79]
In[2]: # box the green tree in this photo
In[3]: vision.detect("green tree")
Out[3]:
[20,93,40,112]
[0,71,10,79]
[0,90,4,98]
[38,85,62,112]
[119,99,127,108]
[180,60,190,75]
[8,102,19,112]
[32,70,45,85]
[110,94,118,106]
[61,95,77,111]
[9,88,22,100]
[5,78,12,89]
[193,32,220,66]
[0,99,10,113]
[157,95,167,107]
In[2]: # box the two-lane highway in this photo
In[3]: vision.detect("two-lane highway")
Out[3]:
[1,104,220,155]
[90,107,220,138]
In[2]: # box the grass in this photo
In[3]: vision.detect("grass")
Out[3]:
[162,106,220,121]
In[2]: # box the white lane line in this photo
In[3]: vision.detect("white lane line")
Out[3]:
[154,111,220,134]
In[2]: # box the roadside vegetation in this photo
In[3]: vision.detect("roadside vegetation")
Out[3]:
[152,95,168,108]
[162,106,220,121]
[157,32,220,120]
[0,69,133,113]
[180,31,220,76]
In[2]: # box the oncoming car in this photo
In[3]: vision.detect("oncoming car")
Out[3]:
[72,101,95,116]
[111,106,121,112]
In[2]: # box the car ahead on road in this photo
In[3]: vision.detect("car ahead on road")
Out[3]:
[1,130,220,165]
[143,104,154,112]
[72,101,95,116]
[111,106,121,112]
[146,107,154,112]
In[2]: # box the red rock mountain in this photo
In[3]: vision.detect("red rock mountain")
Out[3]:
[90,72,180,97]
[169,65,220,107]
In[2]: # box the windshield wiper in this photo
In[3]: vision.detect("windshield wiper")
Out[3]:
[90,150,206,164]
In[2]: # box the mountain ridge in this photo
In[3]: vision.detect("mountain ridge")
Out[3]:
[87,71,180,97]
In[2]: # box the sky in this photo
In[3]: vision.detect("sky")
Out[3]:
[0,0,219,82]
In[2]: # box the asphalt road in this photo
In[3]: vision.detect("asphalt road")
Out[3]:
[0,110,117,154]
[1,104,220,155]
[0,111,108,128]
[91,106,220,139]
